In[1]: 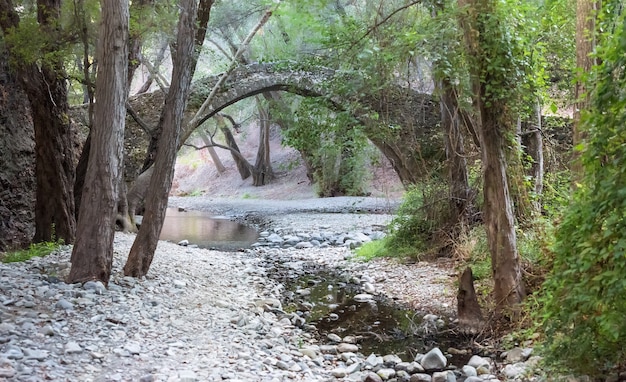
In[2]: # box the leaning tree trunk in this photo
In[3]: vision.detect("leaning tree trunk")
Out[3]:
[199,132,226,173]
[0,0,77,244]
[68,0,129,284]
[216,115,252,179]
[124,0,200,277]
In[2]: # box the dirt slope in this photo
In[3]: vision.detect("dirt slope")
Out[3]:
[171,123,405,200]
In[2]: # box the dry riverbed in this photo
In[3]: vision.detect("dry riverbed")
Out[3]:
[0,197,544,381]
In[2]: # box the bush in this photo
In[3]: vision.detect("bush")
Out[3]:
[385,181,453,260]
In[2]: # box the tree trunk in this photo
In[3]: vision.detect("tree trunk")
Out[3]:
[458,0,525,314]
[457,267,483,331]
[199,132,226,173]
[216,115,252,179]
[253,98,274,186]
[573,0,597,182]
[128,0,154,88]
[124,0,200,277]
[138,0,214,174]
[136,37,169,94]
[0,49,35,251]
[68,0,129,284]
[0,0,77,245]
[481,110,525,311]
[439,80,471,225]
[523,102,544,212]
[74,132,91,218]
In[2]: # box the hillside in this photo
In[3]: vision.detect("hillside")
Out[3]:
[170,123,406,200]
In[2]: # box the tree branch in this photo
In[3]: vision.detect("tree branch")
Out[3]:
[126,102,154,137]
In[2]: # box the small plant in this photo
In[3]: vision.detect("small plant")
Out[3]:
[1,241,62,263]
[354,238,390,260]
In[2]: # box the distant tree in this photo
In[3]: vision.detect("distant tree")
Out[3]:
[68,0,129,284]
[0,0,77,244]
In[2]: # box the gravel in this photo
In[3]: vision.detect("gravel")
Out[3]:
[0,197,463,381]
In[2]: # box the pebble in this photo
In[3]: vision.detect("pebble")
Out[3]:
[0,219,553,382]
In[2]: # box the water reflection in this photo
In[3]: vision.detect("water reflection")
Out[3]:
[159,208,258,250]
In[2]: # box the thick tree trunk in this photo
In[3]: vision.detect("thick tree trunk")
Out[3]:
[69,0,129,284]
[458,0,525,314]
[0,50,35,251]
[253,99,274,186]
[481,111,525,311]
[0,0,77,245]
[457,267,483,330]
[124,0,200,277]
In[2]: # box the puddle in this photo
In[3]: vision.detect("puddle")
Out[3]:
[159,208,259,250]
[282,271,473,364]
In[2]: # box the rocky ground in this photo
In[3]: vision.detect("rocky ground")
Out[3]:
[0,196,545,382]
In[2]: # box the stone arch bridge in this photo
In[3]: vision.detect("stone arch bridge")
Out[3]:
[127,62,442,186]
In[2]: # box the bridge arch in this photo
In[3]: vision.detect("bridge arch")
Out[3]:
[128,62,442,187]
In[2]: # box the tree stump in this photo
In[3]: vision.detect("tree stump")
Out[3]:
[457,267,484,331]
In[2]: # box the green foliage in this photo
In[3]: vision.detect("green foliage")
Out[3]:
[1,241,62,263]
[385,180,453,259]
[282,97,371,197]
[354,238,391,261]
[539,14,626,376]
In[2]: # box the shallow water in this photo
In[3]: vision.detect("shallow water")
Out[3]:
[284,271,472,363]
[159,208,258,250]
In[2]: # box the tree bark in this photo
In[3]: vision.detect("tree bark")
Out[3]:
[573,0,597,182]
[439,80,471,225]
[124,0,201,277]
[216,115,252,179]
[457,267,483,330]
[458,0,525,313]
[69,0,129,284]
[481,109,525,311]
[199,132,226,173]
[253,98,275,186]
[0,0,77,245]
[128,0,155,88]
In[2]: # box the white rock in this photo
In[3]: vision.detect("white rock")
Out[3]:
[64,341,83,354]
